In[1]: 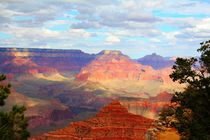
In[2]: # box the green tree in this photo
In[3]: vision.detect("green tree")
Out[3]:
[159,40,210,140]
[0,74,11,106]
[0,74,30,140]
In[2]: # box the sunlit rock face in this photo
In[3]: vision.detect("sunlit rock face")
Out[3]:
[31,101,154,140]
[77,50,166,82]
[1,57,58,75]
[0,53,67,82]
[75,50,181,100]
[137,53,175,69]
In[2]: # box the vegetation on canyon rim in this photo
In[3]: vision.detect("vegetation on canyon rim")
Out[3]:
[0,75,30,140]
[159,40,210,140]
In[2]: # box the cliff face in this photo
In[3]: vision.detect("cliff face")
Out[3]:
[0,56,58,75]
[0,48,95,73]
[31,101,154,140]
[76,50,166,82]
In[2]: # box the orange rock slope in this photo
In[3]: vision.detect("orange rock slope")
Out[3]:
[76,50,172,84]
[32,101,154,140]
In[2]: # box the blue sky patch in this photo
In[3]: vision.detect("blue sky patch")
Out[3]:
[158,25,179,32]
[0,32,14,39]
[13,16,35,21]
[48,24,70,31]
[153,10,207,18]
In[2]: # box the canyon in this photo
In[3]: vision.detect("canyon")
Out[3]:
[76,50,181,98]
[0,48,181,138]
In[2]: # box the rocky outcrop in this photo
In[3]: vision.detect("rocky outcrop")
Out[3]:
[31,101,154,140]
[76,50,166,83]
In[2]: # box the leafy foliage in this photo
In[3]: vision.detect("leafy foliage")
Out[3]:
[159,40,210,140]
[0,75,30,140]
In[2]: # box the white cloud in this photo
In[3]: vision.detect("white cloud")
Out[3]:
[69,29,91,38]
[0,6,23,17]
[2,25,60,39]
[45,20,69,27]
[105,35,120,44]
[0,0,210,57]
[175,18,210,40]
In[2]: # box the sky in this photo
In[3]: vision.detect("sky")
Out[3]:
[0,0,210,58]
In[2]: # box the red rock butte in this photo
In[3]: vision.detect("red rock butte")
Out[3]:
[31,101,154,140]
[76,50,175,85]
[76,50,160,82]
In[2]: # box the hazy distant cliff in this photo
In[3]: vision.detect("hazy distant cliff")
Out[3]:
[0,48,96,73]
[137,53,174,69]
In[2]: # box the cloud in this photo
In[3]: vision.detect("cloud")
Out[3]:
[69,28,91,38]
[71,21,101,29]
[105,35,120,44]
[0,0,210,58]
[175,18,210,41]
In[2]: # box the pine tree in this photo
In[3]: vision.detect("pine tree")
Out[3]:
[159,40,210,140]
[0,74,11,106]
[0,74,30,140]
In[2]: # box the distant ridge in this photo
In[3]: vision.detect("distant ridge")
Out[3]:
[0,47,86,53]
[137,53,174,69]
[0,48,175,72]
[0,47,96,72]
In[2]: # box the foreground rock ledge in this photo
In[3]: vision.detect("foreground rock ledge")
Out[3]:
[31,101,154,140]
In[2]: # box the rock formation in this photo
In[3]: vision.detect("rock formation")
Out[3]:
[31,101,154,140]
[137,53,174,69]
[77,50,165,83]
[0,48,95,73]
